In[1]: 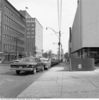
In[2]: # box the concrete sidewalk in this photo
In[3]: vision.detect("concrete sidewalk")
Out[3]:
[17,64,99,98]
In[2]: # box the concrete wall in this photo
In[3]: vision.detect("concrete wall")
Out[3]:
[82,0,99,47]
[71,57,95,71]
[71,1,82,52]
[71,0,99,53]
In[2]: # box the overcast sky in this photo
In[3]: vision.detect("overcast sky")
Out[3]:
[9,0,77,54]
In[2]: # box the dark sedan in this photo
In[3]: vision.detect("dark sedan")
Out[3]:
[10,57,44,75]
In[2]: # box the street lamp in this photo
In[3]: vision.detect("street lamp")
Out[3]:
[46,27,62,61]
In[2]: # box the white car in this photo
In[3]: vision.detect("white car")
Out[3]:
[40,58,51,70]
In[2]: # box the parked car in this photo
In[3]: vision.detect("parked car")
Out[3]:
[10,57,44,75]
[40,57,51,70]
[51,58,60,66]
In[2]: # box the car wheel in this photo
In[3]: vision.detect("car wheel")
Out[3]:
[16,70,20,75]
[33,68,36,74]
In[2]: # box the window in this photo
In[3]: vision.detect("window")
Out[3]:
[27,36,30,38]
[3,44,5,50]
[6,26,8,31]
[4,25,6,31]
[27,32,30,34]
[31,28,35,31]
[4,44,7,50]
[31,23,35,27]
[31,36,34,38]
[4,6,7,12]
[4,25,7,31]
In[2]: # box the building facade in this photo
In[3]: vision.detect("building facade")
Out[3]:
[70,0,99,63]
[34,18,43,57]
[20,11,43,57]
[0,0,26,61]
[20,10,35,56]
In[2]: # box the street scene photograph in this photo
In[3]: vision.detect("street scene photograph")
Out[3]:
[0,0,99,99]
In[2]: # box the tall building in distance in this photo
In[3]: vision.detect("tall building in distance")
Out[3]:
[70,0,99,63]
[20,10,43,57]
[20,10,34,56]
[34,18,43,57]
[0,0,26,61]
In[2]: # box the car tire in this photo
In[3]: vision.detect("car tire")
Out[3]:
[16,70,20,75]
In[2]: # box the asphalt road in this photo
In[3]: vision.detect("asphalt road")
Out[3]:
[0,63,69,98]
[0,64,45,98]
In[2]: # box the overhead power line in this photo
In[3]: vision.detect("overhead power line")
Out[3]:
[57,0,62,31]
[57,0,63,60]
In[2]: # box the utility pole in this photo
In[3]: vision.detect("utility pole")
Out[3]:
[46,27,61,61]
[69,27,72,71]
[58,30,61,60]
[57,0,62,61]
[46,27,62,61]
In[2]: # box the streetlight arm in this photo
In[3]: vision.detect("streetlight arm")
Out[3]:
[46,26,62,61]
[46,27,58,34]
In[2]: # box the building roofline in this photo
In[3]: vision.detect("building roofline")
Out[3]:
[33,18,43,28]
[6,0,25,19]
[19,10,43,28]
[19,10,32,18]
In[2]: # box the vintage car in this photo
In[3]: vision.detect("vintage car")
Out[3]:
[40,57,51,70]
[10,57,45,75]
[51,58,60,66]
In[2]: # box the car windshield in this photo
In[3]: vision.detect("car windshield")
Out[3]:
[20,57,36,62]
